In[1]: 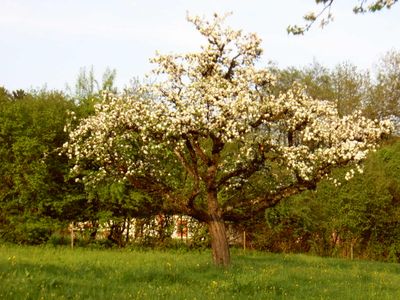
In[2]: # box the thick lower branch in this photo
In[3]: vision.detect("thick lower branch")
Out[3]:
[174,148,197,179]
[126,175,209,222]
[192,138,211,165]
[218,153,265,188]
[222,180,316,222]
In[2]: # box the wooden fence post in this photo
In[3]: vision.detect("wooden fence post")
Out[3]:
[70,222,74,249]
[243,230,246,251]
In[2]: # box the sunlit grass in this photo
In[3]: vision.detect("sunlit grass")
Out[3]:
[1,244,400,299]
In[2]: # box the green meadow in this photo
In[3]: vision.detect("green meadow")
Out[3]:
[1,244,400,299]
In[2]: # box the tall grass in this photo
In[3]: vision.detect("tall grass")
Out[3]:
[1,244,399,299]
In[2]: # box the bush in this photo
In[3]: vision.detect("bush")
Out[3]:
[0,215,55,245]
[47,232,71,247]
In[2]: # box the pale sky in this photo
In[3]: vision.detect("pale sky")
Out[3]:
[1,0,400,91]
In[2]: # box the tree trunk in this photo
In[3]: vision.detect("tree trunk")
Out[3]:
[207,189,230,267]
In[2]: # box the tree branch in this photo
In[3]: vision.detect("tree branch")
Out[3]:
[126,174,208,222]
[218,152,265,188]
[173,148,197,179]
[192,137,211,165]
[288,0,398,35]
[224,53,241,80]
[222,179,316,222]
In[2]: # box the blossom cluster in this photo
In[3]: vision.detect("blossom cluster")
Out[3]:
[63,14,392,192]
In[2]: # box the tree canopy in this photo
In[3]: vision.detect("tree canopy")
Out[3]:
[64,14,392,266]
[0,89,76,243]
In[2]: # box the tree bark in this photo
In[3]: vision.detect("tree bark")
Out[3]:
[207,189,230,267]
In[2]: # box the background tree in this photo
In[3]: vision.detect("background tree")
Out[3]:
[66,66,118,116]
[0,88,76,243]
[330,63,370,116]
[364,50,400,133]
[64,14,391,266]
[269,61,369,117]
[258,138,400,261]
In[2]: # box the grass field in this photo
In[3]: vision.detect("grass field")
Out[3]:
[1,244,400,299]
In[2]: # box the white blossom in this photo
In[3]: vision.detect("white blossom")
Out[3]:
[62,13,393,190]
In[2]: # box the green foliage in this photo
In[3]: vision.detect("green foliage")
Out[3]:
[256,140,400,261]
[67,66,118,116]
[365,50,400,132]
[0,88,77,243]
[1,215,56,245]
[47,232,72,247]
[259,195,317,253]
[269,61,370,117]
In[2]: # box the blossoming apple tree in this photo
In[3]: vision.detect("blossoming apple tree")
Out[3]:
[64,14,392,266]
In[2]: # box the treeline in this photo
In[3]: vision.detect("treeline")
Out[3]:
[1,52,400,260]
[251,139,400,261]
